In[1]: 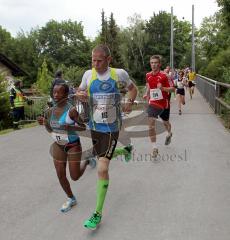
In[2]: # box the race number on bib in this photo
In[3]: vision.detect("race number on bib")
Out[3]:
[150,89,163,101]
[92,93,118,124]
[51,132,69,145]
[93,104,117,124]
[177,81,184,88]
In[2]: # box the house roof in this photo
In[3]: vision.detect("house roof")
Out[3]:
[0,53,28,76]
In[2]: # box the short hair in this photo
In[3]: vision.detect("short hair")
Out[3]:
[54,83,69,95]
[92,44,111,57]
[150,55,162,63]
[55,70,63,78]
[178,70,184,76]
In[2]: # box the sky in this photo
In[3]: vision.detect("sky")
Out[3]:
[0,0,219,39]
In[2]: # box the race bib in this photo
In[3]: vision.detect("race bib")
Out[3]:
[92,93,118,124]
[93,104,117,124]
[177,81,184,88]
[150,89,163,101]
[51,132,68,145]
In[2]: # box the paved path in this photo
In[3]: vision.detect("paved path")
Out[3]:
[1,89,230,240]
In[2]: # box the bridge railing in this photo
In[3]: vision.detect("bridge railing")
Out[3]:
[196,75,230,128]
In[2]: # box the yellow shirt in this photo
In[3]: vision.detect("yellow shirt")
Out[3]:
[188,72,196,81]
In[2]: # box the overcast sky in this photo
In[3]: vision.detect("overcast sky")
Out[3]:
[0,0,219,38]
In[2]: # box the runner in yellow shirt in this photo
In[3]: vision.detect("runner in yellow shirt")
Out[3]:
[187,68,196,99]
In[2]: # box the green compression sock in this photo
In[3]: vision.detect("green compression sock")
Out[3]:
[95,179,109,214]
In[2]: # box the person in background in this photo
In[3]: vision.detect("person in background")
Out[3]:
[143,55,174,158]
[164,65,176,100]
[174,70,186,115]
[187,68,196,99]
[9,80,32,129]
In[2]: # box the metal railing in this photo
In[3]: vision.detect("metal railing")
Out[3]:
[196,74,230,128]
[24,95,90,122]
[24,96,49,121]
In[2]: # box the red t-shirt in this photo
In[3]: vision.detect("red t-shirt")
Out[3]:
[146,71,170,109]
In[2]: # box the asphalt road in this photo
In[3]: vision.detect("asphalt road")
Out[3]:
[1,90,230,240]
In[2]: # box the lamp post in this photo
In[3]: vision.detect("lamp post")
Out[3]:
[170,6,174,70]
[191,4,195,72]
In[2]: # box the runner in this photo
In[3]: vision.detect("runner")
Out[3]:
[187,68,196,99]
[164,65,176,100]
[76,44,137,230]
[143,55,174,157]
[174,70,186,115]
[37,83,96,213]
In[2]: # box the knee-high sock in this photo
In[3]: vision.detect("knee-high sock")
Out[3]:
[95,179,109,214]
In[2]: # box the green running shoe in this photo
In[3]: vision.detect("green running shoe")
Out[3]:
[84,212,102,230]
[123,144,133,162]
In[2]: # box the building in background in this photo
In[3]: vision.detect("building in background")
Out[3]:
[0,53,28,90]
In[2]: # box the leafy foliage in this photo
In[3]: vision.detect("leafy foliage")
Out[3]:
[0,72,11,129]
[36,59,52,94]
[99,11,124,68]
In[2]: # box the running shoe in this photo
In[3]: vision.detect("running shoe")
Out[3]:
[88,157,97,168]
[60,196,77,213]
[84,212,102,230]
[152,148,159,158]
[179,110,182,115]
[165,132,173,145]
[123,144,133,162]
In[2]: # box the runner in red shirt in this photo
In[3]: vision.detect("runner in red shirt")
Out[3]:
[143,55,174,157]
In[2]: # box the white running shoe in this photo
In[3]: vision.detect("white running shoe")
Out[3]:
[152,148,159,158]
[60,196,77,213]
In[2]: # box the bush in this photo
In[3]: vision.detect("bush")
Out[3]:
[0,73,12,130]
[224,88,230,105]
[204,47,230,82]
[222,66,230,85]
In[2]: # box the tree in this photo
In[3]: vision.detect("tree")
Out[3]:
[9,30,40,86]
[145,11,192,69]
[196,3,230,76]
[0,26,14,56]
[99,11,124,68]
[36,59,52,94]
[173,19,192,68]
[217,0,230,26]
[119,14,149,84]
[36,20,92,69]
[203,47,230,81]
[56,65,86,87]
[100,9,108,44]
[197,13,225,62]
[107,13,123,67]
[145,11,172,66]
